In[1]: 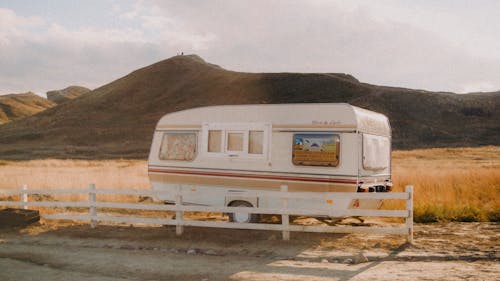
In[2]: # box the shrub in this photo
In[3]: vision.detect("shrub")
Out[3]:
[486,209,500,222]
[414,206,443,223]
[450,206,485,222]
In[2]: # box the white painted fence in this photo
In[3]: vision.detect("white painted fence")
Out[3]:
[0,185,414,242]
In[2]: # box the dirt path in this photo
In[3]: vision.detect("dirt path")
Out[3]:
[0,222,498,280]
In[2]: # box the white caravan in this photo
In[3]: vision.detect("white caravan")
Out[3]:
[148,103,392,223]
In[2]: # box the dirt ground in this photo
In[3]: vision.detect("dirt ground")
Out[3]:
[0,220,498,281]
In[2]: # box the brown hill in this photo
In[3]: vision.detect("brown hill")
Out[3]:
[0,92,55,125]
[0,55,498,159]
[46,86,91,104]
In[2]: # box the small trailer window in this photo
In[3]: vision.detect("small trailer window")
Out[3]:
[208,130,222,152]
[159,132,197,161]
[227,132,244,151]
[292,133,340,166]
[248,130,264,154]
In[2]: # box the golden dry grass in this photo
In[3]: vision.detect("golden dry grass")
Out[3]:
[0,160,149,203]
[391,146,500,222]
[0,159,149,189]
[0,146,499,222]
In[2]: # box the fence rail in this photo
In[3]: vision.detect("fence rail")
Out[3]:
[0,184,414,242]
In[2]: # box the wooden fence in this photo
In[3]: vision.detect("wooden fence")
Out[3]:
[0,185,414,242]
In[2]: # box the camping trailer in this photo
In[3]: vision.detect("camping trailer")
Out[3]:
[148,103,392,223]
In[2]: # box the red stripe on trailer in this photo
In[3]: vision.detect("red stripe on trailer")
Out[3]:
[148,168,357,184]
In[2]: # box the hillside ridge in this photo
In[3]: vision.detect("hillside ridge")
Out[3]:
[46,86,91,104]
[0,54,498,159]
[0,92,55,125]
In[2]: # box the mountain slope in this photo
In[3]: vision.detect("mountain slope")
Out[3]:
[0,92,55,125]
[46,86,91,104]
[0,55,498,159]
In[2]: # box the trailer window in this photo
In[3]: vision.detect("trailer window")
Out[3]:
[248,130,264,154]
[227,132,244,151]
[203,123,270,158]
[159,132,197,161]
[292,133,340,166]
[208,130,222,152]
[362,134,390,170]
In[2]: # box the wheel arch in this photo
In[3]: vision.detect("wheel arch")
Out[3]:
[225,196,258,207]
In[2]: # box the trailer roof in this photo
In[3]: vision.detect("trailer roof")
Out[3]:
[156,103,390,136]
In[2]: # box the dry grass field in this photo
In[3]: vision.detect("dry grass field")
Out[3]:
[0,159,149,206]
[391,146,499,222]
[0,146,499,222]
[1,147,499,280]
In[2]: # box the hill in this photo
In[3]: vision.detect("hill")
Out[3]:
[0,54,498,159]
[46,86,91,104]
[0,92,55,125]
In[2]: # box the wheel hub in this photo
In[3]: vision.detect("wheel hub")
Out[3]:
[234,211,250,223]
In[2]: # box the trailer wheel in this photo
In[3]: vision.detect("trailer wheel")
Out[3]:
[316,217,343,226]
[228,201,259,223]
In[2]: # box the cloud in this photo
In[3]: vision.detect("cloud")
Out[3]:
[0,1,499,95]
[0,5,215,95]
[149,0,500,93]
[120,2,216,50]
[0,8,44,46]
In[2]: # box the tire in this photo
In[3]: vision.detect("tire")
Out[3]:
[228,201,259,223]
[316,217,343,226]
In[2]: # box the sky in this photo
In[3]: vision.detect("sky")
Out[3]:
[1,0,499,96]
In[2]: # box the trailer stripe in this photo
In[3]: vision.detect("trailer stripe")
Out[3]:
[148,168,358,184]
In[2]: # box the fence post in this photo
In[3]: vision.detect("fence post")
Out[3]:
[281,185,290,241]
[405,185,414,244]
[89,183,97,228]
[175,185,184,236]
[21,184,28,210]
